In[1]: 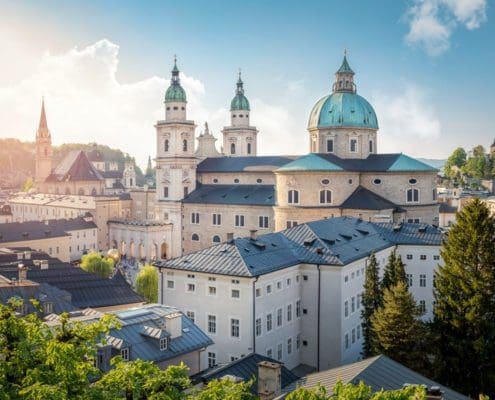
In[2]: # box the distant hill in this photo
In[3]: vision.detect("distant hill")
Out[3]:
[418,158,446,172]
[0,139,146,189]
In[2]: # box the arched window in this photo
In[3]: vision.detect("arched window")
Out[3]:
[182,139,188,152]
[164,140,169,152]
[129,178,133,186]
[91,188,97,196]
[230,143,236,154]
[319,190,332,204]
[407,188,419,203]
[288,190,299,204]
[247,143,252,154]
[212,235,221,243]
[192,234,199,241]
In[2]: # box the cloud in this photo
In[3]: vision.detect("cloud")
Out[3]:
[372,84,442,156]
[404,0,487,56]
[0,38,303,167]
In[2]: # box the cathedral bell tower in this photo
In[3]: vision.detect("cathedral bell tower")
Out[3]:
[35,98,53,184]
[154,58,197,258]
[222,71,258,156]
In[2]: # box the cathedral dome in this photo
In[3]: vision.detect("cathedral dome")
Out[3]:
[308,92,378,130]
[165,59,187,103]
[308,54,378,130]
[230,73,250,111]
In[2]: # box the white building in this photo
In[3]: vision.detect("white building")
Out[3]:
[155,216,442,371]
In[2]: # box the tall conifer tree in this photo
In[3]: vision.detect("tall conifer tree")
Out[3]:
[433,198,495,397]
[361,252,382,357]
[394,254,407,287]
[381,250,397,291]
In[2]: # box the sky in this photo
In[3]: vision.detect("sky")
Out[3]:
[0,0,494,168]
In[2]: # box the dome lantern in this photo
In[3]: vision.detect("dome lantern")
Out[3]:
[165,56,187,103]
[230,69,250,111]
[333,50,356,93]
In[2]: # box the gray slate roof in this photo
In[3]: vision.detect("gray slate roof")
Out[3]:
[0,217,96,243]
[182,184,275,206]
[340,186,397,210]
[197,156,297,173]
[199,353,298,394]
[155,217,442,277]
[282,355,467,400]
[46,150,103,182]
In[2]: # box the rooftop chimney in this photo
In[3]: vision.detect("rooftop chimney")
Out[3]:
[18,263,27,282]
[40,260,49,270]
[250,230,258,241]
[165,312,182,339]
[426,386,444,400]
[23,251,31,260]
[257,361,282,400]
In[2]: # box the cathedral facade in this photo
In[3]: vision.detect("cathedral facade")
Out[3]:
[110,54,439,260]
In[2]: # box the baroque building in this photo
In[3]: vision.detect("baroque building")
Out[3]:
[111,54,438,261]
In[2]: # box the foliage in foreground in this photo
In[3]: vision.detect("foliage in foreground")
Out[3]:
[80,251,115,278]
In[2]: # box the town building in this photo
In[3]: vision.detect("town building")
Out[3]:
[44,304,213,374]
[111,54,438,261]
[0,205,12,223]
[154,216,442,370]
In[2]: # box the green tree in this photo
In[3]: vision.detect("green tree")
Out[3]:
[286,381,426,400]
[361,252,382,357]
[22,177,34,192]
[393,255,407,287]
[371,282,426,372]
[189,378,256,400]
[432,198,495,397]
[380,250,396,291]
[444,147,466,178]
[135,265,159,303]
[80,251,115,278]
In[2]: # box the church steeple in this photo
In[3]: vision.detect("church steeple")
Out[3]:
[333,50,356,93]
[164,57,187,121]
[35,98,53,184]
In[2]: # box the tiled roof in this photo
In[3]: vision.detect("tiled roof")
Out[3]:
[199,353,298,394]
[282,355,468,400]
[439,203,458,213]
[155,217,442,277]
[182,184,275,206]
[197,156,297,173]
[45,150,104,182]
[0,217,96,243]
[341,186,397,210]
[277,153,438,173]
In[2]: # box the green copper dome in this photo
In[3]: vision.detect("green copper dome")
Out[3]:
[230,73,250,111]
[165,59,187,103]
[308,54,378,130]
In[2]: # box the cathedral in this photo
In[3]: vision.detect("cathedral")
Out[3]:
[108,54,439,260]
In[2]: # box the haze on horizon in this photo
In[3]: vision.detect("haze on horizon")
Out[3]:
[0,0,494,168]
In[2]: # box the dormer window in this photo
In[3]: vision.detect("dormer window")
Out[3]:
[160,338,168,351]
[121,347,129,361]
[43,302,53,314]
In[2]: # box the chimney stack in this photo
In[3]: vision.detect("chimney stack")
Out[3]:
[40,260,49,270]
[257,361,282,400]
[165,312,182,339]
[250,230,258,241]
[426,386,444,400]
[18,263,27,282]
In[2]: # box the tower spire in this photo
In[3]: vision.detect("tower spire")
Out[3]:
[333,51,356,93]
[39,97,48,131]
[236,68,244,96]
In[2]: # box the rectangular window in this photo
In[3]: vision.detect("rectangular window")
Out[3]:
[212,213,222,226]
[344,300,349,317]
[350,138,358,153]
[191,212,200,224]
[357,294,361,309]
[231,279,240,284]
[277,343,283,361]
[235,215,245,227]
[327,139,334,153]
[266,284,272,294]
[121,348,129,361]
[256,318,262,336]
[419,300,426,314]
[231,289,240,298]
[351,296,355,313]
[287,338,292,355]
[277,308,283,327]
[267,348,273,358]
[208,286,217,296]
[163,187,169,198]
[266,313,273,332]
[433,255,440,260]
[231,318,240,338]
[255,288,261,297]
[288,190,299,204]
[160,338,168,351]
[296,300,301,318]
[286,278,291,287]
[187,283,195,292]
[352,328,356,344]
[183,187,189,198]
[357,325,361,339]
[420,254,427,260]
[187,274,195,279]
[186,311,195,323]
[167,280,175,289]
[369,139,373,153]
[344,334,349,349]
[407,254,413,260]
[207,315,216,334]
[208,276,216,281]
[208,352,216,368]
[296,334,301,350]
[287,304,292,322]
[407,274,413,287]
[259,216,269,228]
[420,274,426,287]
[286,220,298,229]
[276,281,282,290]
